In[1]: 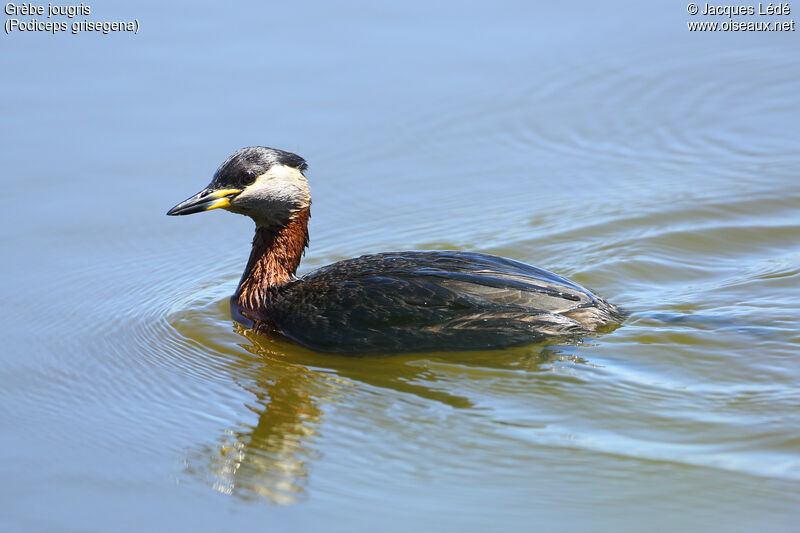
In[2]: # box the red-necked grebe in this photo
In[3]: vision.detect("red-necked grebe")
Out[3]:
[167,146,622,353]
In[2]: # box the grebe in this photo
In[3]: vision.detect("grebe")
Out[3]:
[167,146,622,353]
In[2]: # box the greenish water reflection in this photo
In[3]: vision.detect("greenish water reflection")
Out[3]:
[3,1,799,530]
[186,325,583,503]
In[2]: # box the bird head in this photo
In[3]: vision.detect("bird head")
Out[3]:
[167,146,310,228]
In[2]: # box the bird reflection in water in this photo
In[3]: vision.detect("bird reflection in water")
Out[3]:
[184,326,349,504]
[184,324,587,503]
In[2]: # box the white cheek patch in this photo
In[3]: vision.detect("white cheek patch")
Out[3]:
[243,166,309,204]
[232,165,311,225]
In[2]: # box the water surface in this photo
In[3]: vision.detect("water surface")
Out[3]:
[1,1,799,531]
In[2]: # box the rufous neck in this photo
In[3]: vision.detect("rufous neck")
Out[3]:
[234,207,310,311]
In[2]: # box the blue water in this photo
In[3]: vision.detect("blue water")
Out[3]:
[2,2,799,532]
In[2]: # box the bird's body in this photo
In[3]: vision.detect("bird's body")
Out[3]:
[239,250,620,353]
[169,147,622,354]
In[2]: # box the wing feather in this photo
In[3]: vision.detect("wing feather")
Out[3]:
[261,251,619,353]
